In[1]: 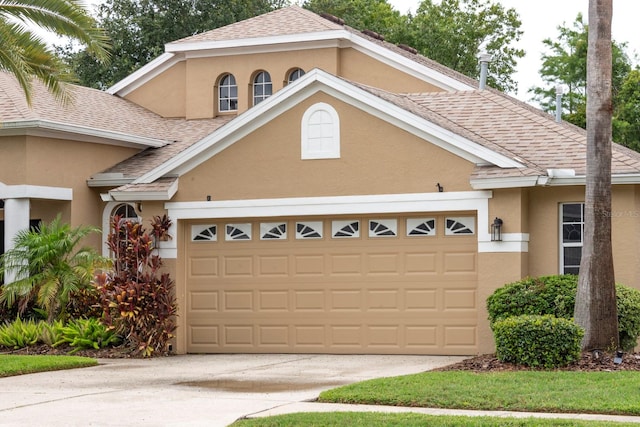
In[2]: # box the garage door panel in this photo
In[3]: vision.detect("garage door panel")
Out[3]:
[186,214,478,354]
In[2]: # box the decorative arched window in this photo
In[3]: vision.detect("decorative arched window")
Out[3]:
[287,68,305,84]
[253,71,272,105]
[301,102,340,159]
[218,73,238,112]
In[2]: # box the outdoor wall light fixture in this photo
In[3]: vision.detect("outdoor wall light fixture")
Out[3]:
[206,195,211,201]
[436,183,444,192]
[491,217,503,242]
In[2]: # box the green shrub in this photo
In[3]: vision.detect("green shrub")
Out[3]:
[493,315,584,368]
[59,318,121,353]
[487,275,640,351]
[616,285,640,351]
[487,275,577,323]
[0,318,42,349]
[39,320,66,347]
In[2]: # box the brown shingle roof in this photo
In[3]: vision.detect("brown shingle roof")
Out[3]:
[172,5,343,44]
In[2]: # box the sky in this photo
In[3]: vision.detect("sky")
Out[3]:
[388,0,640,102]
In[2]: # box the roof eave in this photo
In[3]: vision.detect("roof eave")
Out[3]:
[106,178,179,201]
[0,120,168,149]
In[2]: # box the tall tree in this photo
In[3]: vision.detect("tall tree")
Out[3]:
[60,0,286,89]
[0,0,110,104]
[574,0,618,351]
[305,0,524,93]
[529,14,637,148]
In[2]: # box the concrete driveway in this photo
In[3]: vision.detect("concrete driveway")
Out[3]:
[0,354,464,426]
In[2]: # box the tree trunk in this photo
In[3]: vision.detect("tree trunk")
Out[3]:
[574,0,618,351]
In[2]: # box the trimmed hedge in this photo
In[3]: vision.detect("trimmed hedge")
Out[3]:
[493,315,584,368]
[487,275,640,351]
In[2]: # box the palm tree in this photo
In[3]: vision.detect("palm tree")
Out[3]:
[0,0,110,104]
[0,216,111,322]
[574,0,618,350]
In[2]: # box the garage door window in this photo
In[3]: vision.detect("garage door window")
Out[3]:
[407,218,436,236]
[226,223,252,241]
[192,225,217,241]
[260,222,287,240]
[332,220,360,238]
[369,219,397,237]
[296,222,323,239]
[445,217,475,235]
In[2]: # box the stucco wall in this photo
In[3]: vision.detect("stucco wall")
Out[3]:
[175,92,474,201]
[124,62,187,118]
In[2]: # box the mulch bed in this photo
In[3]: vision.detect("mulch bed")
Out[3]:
[4,345,640,370]
[437,351,640,372]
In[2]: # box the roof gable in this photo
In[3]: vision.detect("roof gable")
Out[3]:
[128,68,522,187]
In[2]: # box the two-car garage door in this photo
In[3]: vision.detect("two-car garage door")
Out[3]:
[185,214,478,355]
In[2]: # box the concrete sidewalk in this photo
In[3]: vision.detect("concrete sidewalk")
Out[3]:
[248,402,640,424]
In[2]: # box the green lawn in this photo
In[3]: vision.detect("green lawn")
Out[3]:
[0,354,97,377]
[319,371,640,415]
[232,412,639,426]
[232,370,640,426]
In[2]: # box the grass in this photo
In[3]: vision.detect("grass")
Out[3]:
[231,412,640,426]
[0,354,98,377]
[318,371,640,415]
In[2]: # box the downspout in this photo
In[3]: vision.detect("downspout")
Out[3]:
[478,53,492,90]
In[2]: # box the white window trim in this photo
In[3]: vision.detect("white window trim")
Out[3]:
[101,202,141,257]
[559,202,584,274]
[301,102,340,159]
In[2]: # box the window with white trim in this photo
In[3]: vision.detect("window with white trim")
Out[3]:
[253,71,272,105]
[407,218,436,236]
[445,217,475,235]
[560,203,584,274]
[332,220,359,238]
[218,73,238,112]
[192,224,217,242]
[260,222,287,240]
[296,221,323,239]
[287,68,305,84]
[301,102,340,159]
[226,223,252,241]
[368,219,397,237]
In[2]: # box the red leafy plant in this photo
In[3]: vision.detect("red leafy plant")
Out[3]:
[96,215,177,357]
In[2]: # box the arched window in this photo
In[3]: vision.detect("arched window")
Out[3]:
[301,102,340,159]
[287,68,305,84]
[253,71,272,105]
[218,74,238,112]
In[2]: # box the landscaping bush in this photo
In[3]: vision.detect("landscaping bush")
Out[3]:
[493,315,584,368]
[58,318,121,353]
[39,320,65,347]
[487,275,640,351]
[0,318,42,349]
[96,215,177,357]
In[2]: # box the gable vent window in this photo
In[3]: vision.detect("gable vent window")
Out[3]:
[301,102,340,159]
[445,217,475,235]
[369,219,397,237]
[407,218,436,236]
[218,73,238,112]
[253,71,272,105]
[192,225,217,242]
[260,222,287,240]
[226,223,252,241]
[296,221,323,239]
[287,68,305,84]
[332,220,359,238]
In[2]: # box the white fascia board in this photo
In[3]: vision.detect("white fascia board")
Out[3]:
[166,191,493,219]
[0,120,167,148]
[107,53,178,96]
[136,70,521,183]
[166,30,348,53]
[470,176,540,189]
[545,174,640,186]
[0,185,72,200]
[109,179,178,201]
[345,33,472,92]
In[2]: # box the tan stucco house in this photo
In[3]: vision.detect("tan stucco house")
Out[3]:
[2,6,640,355]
